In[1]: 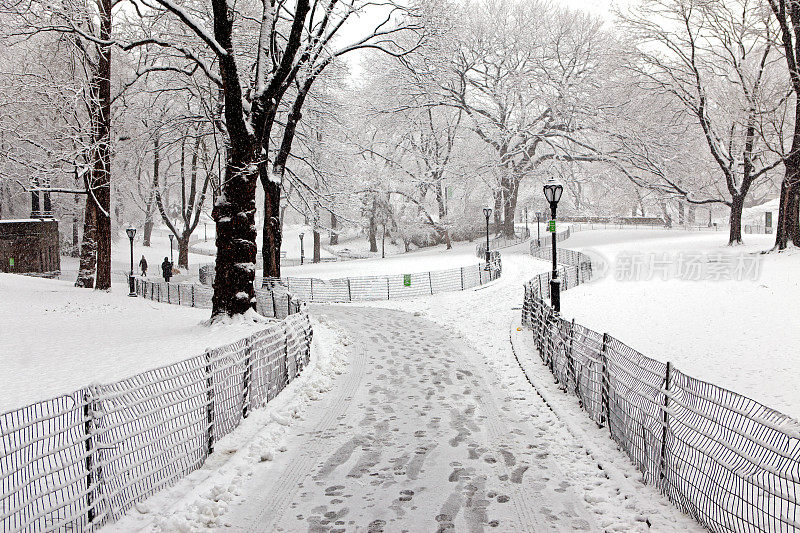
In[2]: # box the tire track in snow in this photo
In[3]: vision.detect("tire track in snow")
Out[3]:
[227,309,368,532]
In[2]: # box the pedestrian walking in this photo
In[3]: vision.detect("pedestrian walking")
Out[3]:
[161,257,172,282]
[139,255,148,277]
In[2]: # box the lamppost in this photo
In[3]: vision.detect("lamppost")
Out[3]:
[543,177,564,313]
[483,207,492,265]
[126,227,137,297]
[299,232,305,265]
[168,234,174,263]
[536,212,541,247]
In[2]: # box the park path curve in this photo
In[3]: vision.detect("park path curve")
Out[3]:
[222,305,596,532]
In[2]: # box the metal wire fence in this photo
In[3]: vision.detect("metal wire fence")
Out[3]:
[0,295,311,532]
[522,231,800,533]
[263,252,502,303]
[476,233,529,255]
[134,277,302,319]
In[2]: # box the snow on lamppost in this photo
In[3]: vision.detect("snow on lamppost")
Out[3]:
[299,232,305,265]
[126,226,137,297]
[543,177,563,313]
[483,207,492,268]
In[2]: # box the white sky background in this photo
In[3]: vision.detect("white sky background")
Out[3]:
[337,0,637,80]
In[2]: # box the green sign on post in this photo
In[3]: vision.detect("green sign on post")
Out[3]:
[9,257,14,267]
[403,274,411,287]
[548,220,556,232]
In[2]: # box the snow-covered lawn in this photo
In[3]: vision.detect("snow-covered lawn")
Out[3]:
[0,274,264,412]
[280,239,483,279]
[561,230,800,420]
[59,227,214,283]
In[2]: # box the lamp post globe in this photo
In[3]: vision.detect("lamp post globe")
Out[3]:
[299,232,305,265]
[126,227,137,297]
[482,207,492,266]
[542,177,564,313]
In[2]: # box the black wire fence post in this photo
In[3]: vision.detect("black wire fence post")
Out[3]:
[242,344,253,419]
[567,318,578,398]
[83,389,97,525]
[660,361,672,484]
[205,351,215,456]
[600,333,611,433]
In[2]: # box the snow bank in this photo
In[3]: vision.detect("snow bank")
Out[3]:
[0,274,263,412]
[561,230,800,420]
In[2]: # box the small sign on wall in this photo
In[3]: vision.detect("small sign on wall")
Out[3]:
[403,274,411,287]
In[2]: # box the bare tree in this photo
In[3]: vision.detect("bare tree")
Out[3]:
[766,0,800,248]
[132,0,420,318]
[406,0,616,237]
[620,0,786,244]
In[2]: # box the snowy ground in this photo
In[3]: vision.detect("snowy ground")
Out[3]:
[0,274,265,412]
[103,243,702,532]
[561,230,800,419]
[59,227,213,283]
[25,226,792,532]
[281,239,483,279]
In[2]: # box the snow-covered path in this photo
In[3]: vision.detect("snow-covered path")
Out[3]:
[223,305,596,532]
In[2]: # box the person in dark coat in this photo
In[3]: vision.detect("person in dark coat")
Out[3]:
[139,255,148,276]
[161,257,172,282]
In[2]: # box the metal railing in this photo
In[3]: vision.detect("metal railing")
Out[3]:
[1,289,311,532]
[569,221,774,234]
[134,277,302,319]
[476,233,529,256]
[263,251,502,303]
[522,231,800,533]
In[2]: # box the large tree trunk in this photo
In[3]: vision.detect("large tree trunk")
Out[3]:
[500,175,519,238]
[330,212,338,245]
[143,219,154,247]
[368,198,378,253]
[75,195,97,288]
[313,229,320,263]
[775,154,800,249]
[434,180,452,249]
[729,195,744,245]
[213,157,258,315]
[660,200,673,228]
[178,234,190,269]
[91,0,113,291]
[493,192,501,228]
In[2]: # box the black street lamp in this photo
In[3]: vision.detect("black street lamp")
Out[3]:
[168,233,174,263]
[543,177,564,313]
[483,207,492,265]
[126,226,137,297]
[299,232,305,265]
[536,211,541,247]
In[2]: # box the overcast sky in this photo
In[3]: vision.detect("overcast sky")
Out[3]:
[339,0,635,80]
